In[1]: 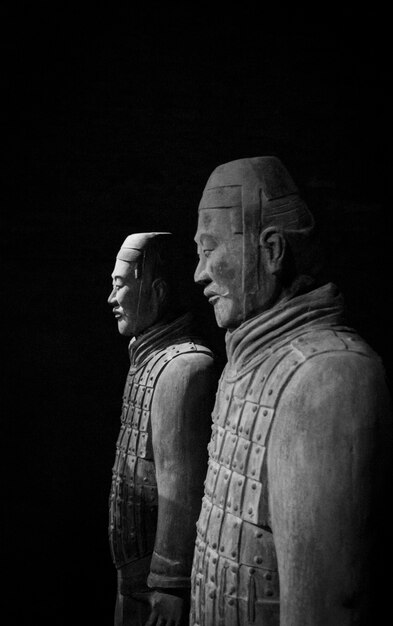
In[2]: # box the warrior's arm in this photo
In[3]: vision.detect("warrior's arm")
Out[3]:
[268,352,391,626]
[148,352,216,590]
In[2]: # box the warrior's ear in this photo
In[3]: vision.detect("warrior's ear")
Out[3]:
[152,277,168,304]
[259,227,286,276]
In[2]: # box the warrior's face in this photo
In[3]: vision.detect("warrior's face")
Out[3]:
[194,208,244,329]
[108,258,159,337]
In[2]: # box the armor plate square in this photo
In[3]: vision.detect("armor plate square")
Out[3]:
[231,435,251,475]
[139,409,150,431]
[219,431,238,468]
[218,512,242,561]
[226,470,245,516]
[238,400,259,440]
[135,384,146,408]
[226,396,244,433]
[131,406,141,428]
[241,478,263,524]
[129,429,139,456]
[205,460,220,499]
[206,505,224,552]
[211,425,225,462]
[213,465,231,509]
[244,441,265,480]
[252,406,274,445]
[142,386,154,410]
[130,382,138,404]
[216,387,233,428]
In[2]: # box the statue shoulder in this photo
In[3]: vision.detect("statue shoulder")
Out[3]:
[273,334,391,436]
[152,340,216,389]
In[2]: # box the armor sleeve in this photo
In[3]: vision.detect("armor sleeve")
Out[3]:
[147,351,217,589]
[268,351,392,625]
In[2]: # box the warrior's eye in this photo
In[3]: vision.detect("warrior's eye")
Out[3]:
[203,249,213,257]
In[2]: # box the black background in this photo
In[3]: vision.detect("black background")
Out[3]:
[4,6,392,625]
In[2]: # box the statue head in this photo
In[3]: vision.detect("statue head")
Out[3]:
[108,232,173,337]
[194,156,319,329]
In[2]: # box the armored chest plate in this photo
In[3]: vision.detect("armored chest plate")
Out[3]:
[109,349,169,569]
[191,344,302,626]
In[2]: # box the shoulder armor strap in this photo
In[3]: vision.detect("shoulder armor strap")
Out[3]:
[292,328,378,360]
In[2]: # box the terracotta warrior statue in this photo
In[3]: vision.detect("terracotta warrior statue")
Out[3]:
[191,157,392,625]
[107,232,217,626]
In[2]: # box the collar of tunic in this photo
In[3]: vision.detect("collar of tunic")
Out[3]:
[226,282,347,373]
[128,311,196,371]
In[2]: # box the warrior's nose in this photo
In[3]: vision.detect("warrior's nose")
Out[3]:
[194,259,211,286]
[107,288,118,305]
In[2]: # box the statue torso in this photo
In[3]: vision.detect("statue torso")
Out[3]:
[191,321,378,626]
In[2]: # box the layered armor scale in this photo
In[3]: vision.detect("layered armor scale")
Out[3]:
[191,284,382,626]
[109,313,214,595]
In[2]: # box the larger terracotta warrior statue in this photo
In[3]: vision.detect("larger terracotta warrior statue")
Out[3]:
[191,157,392,625]
[107,232,216,625]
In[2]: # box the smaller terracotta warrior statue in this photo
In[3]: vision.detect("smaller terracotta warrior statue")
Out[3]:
[107,232,217,626]
[191,157,392,625]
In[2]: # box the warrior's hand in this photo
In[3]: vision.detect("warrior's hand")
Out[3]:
[133,590,186,626]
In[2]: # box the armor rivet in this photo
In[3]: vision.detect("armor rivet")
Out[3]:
[227,457,231,464]
[245,428,249,435]
[239,464,244,470]
[231,550,236,557]
[234,505,238,511]
[257,434,262,441]
[210,575,214,582]
[225,473,229,479]
[254,556,263,564]
[244,443,249,450]
[220,546,224,552]
[213,558,217,564]
[251,483,256,490]
[214,469,217,475]
[238,479,242,486]
[256,448,260,454]
[265,573,272,580]
[227,500,231,507]
[232,436,236,443]
[268,389,273,395]
[252,406,257,413]
[220,497,224,504]
[232,423,236,429]
[196,580,200,586]
[256,532,263,538]
[261,377,265,382]
[231,566,237,573]
[234,522,238,528]
[226,395,229,401]
[209,591,215,599]
[212,542,217,549]
[228,598,235,605]
[249,568,255,574]
[233,462,237,467]
[266,589,273,596]
[239,426,243,432]
[248,507,253,514]
[263,410,268,416]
